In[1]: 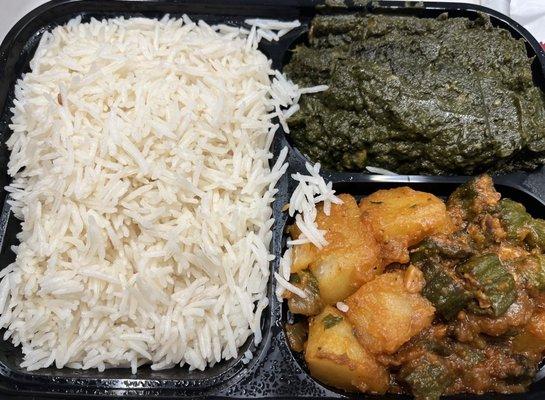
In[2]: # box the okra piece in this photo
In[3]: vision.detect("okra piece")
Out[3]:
[499,199,545,251]
[513,255,545,292]
[447,175,498,221]
[498,198,532,242]
[287,270,324,316]
[421,262,471,320]
[411,238,473,264]
[400,355,453,400]
[285,321,308,353]
[411,239,472,320]
[457,346,485,367]
[527,218,545,251]
[457,254,516,317]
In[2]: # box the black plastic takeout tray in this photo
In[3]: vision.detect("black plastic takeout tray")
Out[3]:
[1,0,545,398]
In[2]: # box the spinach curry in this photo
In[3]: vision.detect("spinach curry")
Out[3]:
[285,13,545,174]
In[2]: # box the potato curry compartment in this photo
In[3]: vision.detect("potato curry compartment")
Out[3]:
[284,175,545,400]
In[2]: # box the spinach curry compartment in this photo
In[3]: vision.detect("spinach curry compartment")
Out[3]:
[283,176,545,400]
[284,13,545,175]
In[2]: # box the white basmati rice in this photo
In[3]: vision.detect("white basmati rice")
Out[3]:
[366,166,399,175]
[241,349,254,365]
[1,15,304,372]
[336,302,349,313]
[298,85,329,94]
[288,162,342,248]
[276,163,341,299]
[244,19,301,42]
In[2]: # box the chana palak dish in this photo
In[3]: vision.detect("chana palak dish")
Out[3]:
[284,175,545,399]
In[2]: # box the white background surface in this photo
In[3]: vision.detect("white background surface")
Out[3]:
[1,0,49,42]
[0,0,541,45]
[0,0,487,43]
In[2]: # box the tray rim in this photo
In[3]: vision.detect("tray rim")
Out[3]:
[0,0,544,399]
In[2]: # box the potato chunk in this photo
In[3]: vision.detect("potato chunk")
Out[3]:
[513,311,545,354]
[524,310,545,342]
[345,270,435,354]
[305,306,389,393]
[291,243,317,274]
[290,194,382,304]
[359,187,453,265]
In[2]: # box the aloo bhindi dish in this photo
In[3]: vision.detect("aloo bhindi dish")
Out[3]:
[284,176,545,399]
[285,13,545,174]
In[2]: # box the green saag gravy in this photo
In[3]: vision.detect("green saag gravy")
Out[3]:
[285,13,545,175]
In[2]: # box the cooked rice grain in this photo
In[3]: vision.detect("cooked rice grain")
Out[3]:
[276,163,342,299]
[2,15,298,372]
